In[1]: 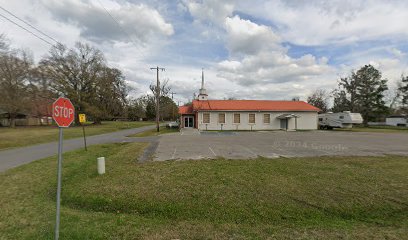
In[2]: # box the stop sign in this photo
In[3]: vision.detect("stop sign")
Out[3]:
[52,97,75,127]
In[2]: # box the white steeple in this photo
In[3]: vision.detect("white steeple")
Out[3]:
[201,69,205,89]
[198,68,208,100]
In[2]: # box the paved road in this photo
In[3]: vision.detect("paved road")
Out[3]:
[0,125,157,172]
[155,130,408,161]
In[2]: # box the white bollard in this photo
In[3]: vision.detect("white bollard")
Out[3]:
[97,157,105,175]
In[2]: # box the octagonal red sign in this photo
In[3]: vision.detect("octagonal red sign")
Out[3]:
[52,97,75,127]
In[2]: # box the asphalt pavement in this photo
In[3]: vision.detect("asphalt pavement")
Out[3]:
[0,125,157,172]
[154,130,408,161]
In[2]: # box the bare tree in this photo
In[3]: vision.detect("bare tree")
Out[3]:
[149,78,171,99]
[0,49,33,127]
[0,34,8,52]
[28,65,56,125]
[90,67,129,122]
[385,81,403,113]
[40,42,106,124]
[307,89,330,113]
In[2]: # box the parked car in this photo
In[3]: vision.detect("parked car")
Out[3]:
[166,121,179,128]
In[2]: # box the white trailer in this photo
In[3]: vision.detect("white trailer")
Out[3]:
[318,111,363,129]
[385,115,407,127]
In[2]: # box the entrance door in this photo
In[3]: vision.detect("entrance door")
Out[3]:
[184,116,194,128]
[280,119,287,130]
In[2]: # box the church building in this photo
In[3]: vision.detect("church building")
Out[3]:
[178,71,320,131]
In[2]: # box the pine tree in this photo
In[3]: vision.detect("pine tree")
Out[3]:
[331,89,350,113]
[354,65,388,126]
[399,75,408,106]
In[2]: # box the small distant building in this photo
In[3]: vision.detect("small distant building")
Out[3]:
[178,70,320,131]
[386,115,407,127]
[0,109,52,127]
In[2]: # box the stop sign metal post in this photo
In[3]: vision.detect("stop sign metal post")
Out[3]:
[52,97,75,240]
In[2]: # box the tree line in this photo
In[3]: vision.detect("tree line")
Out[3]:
[127,80,178,121]
[0,35,177,127]
[307,64,408,126]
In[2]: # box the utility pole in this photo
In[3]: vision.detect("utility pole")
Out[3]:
[150,66,165,132]
[170,92,176,121]
[171,92,176,100]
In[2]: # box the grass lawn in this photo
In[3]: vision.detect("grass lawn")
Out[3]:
[1,143,407,239]
[0,121,154,150]
[334,125,408,133]
[128,127,179,137]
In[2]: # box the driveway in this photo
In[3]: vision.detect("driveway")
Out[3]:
[154,130,408,161]
[0,125,157,172]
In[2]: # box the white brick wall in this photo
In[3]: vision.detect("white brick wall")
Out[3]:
[197,111,318,130]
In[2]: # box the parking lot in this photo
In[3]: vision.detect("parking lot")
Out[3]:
[154,130,408,161]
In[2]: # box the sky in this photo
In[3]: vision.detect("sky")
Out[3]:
[1,0,408,105]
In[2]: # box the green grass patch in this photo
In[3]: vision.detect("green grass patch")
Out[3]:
[1,143,407,239]
[0,121,154,150]
[128,127,179,137]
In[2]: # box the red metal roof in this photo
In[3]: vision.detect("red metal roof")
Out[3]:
[178,105,193,114]
[191,100,320,112]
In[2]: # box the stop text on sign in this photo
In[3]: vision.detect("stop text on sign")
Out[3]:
[52,97,75,127]
[54,106,74,118]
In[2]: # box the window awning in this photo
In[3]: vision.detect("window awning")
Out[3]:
[276,113,300,119]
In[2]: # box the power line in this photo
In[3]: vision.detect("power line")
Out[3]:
[95,0,148,61]
[0,12,54,46]
[0,6,60,45]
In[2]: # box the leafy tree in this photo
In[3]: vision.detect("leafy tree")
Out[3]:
[127,97,147,121]
[159,96,178,121]
[145,96,156,120]
[307,89,329,113]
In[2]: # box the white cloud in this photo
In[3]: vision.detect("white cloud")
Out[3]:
[235,0,408,46]
[389,48,406,58]
[2,0,408,104]
[184,0,234,25]
[224,15,281,55]
[217,15,334,93]
[42,0,174,43]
